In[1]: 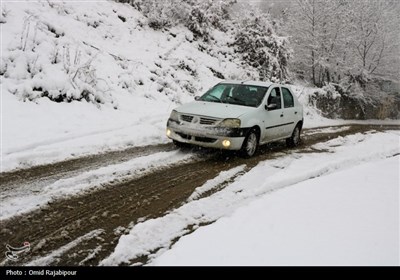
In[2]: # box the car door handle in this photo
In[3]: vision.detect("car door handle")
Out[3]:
[280,114,284,117]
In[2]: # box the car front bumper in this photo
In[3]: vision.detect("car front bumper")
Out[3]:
[166,119,249,150]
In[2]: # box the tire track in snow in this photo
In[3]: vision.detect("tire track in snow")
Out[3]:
[0,124,398,266]
[26,229,104,266]
[0,150,196,220]
[187,165,247,202]
[102,131,400,266]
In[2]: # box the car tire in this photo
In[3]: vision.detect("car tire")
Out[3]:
[286,125,301,147]
[240,129,259,158]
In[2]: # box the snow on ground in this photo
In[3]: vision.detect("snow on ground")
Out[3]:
[1,0,241,172]
[2,92,174,171]
[151,155,399,266]
[290,84,400,129]
[0,150,195,220]
[26,229,104,266]
[2,1,396,173]
[305,126,351,135]
[100,131,400,266]
[187,165,246,202]
[290,84,340,128]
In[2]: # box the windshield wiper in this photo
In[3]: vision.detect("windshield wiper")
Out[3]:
[227,96,244,105]
[206,95,222,103]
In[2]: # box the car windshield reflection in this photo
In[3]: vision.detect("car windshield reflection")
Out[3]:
[199,84,269,108]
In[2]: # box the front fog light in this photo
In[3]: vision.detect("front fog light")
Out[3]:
[222,140,231,148]
[166,129,171,137]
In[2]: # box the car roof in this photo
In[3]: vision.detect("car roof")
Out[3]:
[219,80,275,88]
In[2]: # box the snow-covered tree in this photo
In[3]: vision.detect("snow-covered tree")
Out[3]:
[285,0,399,86]
[233,10,292,82]
[126,0,178,29]
[285,0,351,86]
[124,0,237,37]
[346,0,400,82]
[180,0,236,39]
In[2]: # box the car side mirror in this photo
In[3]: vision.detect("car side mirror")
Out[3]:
[194,96,201,101]
[266,103,277,111]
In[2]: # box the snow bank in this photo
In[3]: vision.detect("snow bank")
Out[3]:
[187,165,246,202]
[1,0,242,172]
[152,155,399,266]
[101,131,399,265]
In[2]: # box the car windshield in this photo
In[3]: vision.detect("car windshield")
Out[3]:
[198,84,269,107]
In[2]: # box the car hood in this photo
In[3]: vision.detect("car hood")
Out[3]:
[175,101,255,119]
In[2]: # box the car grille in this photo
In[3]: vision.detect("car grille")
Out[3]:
[199,117,218,125]
[181,115,194,123]
[180,115,218,125]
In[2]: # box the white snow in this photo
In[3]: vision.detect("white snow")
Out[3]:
[2,91,174,171]
[187,165,246,202]
[0,150,195,220]
[100,131,400,266]
[26,229,104,266]
[290,84,400,128]
[0,0,398,267]
[304,126,351,135]
[152,155,399,266]
[79,245,102,266]
[1,0,239,172]
[2,1,396,173]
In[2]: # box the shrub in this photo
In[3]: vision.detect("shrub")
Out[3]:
[233,12,292,82]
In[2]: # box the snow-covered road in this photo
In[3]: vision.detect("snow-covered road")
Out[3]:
[104,129,400,266]
[1,0,398,267]
[0,125,399,266]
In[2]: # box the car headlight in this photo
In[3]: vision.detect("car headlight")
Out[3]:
[218,118,241,128]
[169,110,179,121]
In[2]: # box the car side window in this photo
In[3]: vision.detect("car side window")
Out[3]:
[267,87,282,110]
[282,87,294,108]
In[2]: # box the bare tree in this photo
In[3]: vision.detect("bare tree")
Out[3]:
[285,0,350,86]
[348,0,399,79]
[285,0,399,86]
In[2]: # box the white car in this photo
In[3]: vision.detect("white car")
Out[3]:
[166,80,303,157]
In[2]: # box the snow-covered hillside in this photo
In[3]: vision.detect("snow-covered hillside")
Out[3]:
[1,0,245,171]
[1,1,397,172]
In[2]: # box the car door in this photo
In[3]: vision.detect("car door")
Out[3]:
[262,87,285,142]
[281,87,297,137]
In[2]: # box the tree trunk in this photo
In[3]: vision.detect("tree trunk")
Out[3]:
[312,50,316,85]
[326,68,331,83]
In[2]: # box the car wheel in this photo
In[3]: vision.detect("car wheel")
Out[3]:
[286,125,301,147]
[240,129,258,158]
